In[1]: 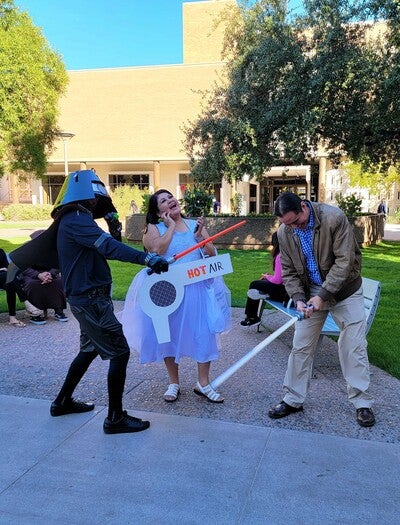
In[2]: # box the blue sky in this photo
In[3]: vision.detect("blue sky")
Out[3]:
[14,0,303,70]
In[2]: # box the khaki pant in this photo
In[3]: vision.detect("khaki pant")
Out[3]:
[283,286,373,409]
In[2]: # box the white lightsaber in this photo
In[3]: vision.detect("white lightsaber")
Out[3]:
[210,314,301,389]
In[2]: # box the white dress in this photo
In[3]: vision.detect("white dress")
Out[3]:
[121,219,231,364]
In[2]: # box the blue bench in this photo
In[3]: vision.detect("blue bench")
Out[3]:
[260,277,381,352]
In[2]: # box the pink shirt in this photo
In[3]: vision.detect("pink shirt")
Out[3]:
[263,253,283,285]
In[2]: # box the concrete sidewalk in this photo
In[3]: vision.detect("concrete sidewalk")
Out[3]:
[382,222,400,241]
[1,305,400,524]
[1,394,399,524]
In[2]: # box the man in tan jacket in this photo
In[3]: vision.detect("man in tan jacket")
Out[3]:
[268,192,375,427]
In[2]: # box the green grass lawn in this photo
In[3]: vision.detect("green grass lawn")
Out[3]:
[1,235,399,379]
[0,220,52,230]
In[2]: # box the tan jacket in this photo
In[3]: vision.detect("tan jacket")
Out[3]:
[277,201,362,304]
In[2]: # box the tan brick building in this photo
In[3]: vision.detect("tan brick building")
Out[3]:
[2,1,397,216]
[33,0,234,211]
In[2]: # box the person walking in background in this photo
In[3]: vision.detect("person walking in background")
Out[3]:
[122,189,231,404]
[377,200,386,218]
[130,200,139,214]
[240,232,288,328]
[47,170,169,434]
[212,198,221,214]
[268,192,375,428]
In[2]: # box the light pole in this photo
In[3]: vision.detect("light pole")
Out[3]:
[57,131,75,177]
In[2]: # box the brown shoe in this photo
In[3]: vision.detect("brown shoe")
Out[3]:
[268,400,303,419]
[356,408,375,427]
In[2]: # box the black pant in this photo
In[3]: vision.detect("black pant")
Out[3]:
[55,296,131,420]
[245,280,287,319]
[0,271,26,316]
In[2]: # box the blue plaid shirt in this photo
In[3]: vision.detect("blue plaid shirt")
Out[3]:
[294,203,323,286]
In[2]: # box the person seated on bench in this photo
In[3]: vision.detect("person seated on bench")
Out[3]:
[0,248,42,327]
[18,265,68,324]
[268,192,375,428]
[240,232,288,327]
[17,230,68,325]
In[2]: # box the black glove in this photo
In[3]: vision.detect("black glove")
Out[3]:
[104,212,122,242]
[144,253,169,274]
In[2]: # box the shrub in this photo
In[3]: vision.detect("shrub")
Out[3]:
[180,185,213,217]
[1,204,53,220]
[140,193,151,214]
[109,185,149,219]
[335,193,362,217]
[387,208,400,224]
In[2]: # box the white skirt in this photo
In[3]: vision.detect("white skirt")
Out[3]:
[121,268,231,364]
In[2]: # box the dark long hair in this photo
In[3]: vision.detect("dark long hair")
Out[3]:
[144,189,187,235]
[271,231,280,271]
[145,189,173,225]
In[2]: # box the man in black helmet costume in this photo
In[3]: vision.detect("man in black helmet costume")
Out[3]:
[48,170,169,434]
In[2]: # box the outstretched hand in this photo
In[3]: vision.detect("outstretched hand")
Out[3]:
[145,253,169,274]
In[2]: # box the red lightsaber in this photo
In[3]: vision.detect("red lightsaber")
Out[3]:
[170,219,246,263]
[147,219,246,274]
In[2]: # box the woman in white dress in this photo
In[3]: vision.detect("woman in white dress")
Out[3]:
[122,189,231,404]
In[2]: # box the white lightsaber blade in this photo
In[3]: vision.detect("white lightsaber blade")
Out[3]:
[210,315,301,389]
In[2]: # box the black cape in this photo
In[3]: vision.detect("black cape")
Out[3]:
[6,220,60,283]
[6,202,117,283]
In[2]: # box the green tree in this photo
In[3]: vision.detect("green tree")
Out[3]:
[0,0,68,177]
[343,160,398,199]
[184,0,400,186]
[184,0,309,184]
[305,0,400,187]
[300,0,400,173]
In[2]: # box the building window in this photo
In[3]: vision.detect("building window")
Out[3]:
[109,173,149,190]
[249,183,257,213]
[44,175,65,204]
